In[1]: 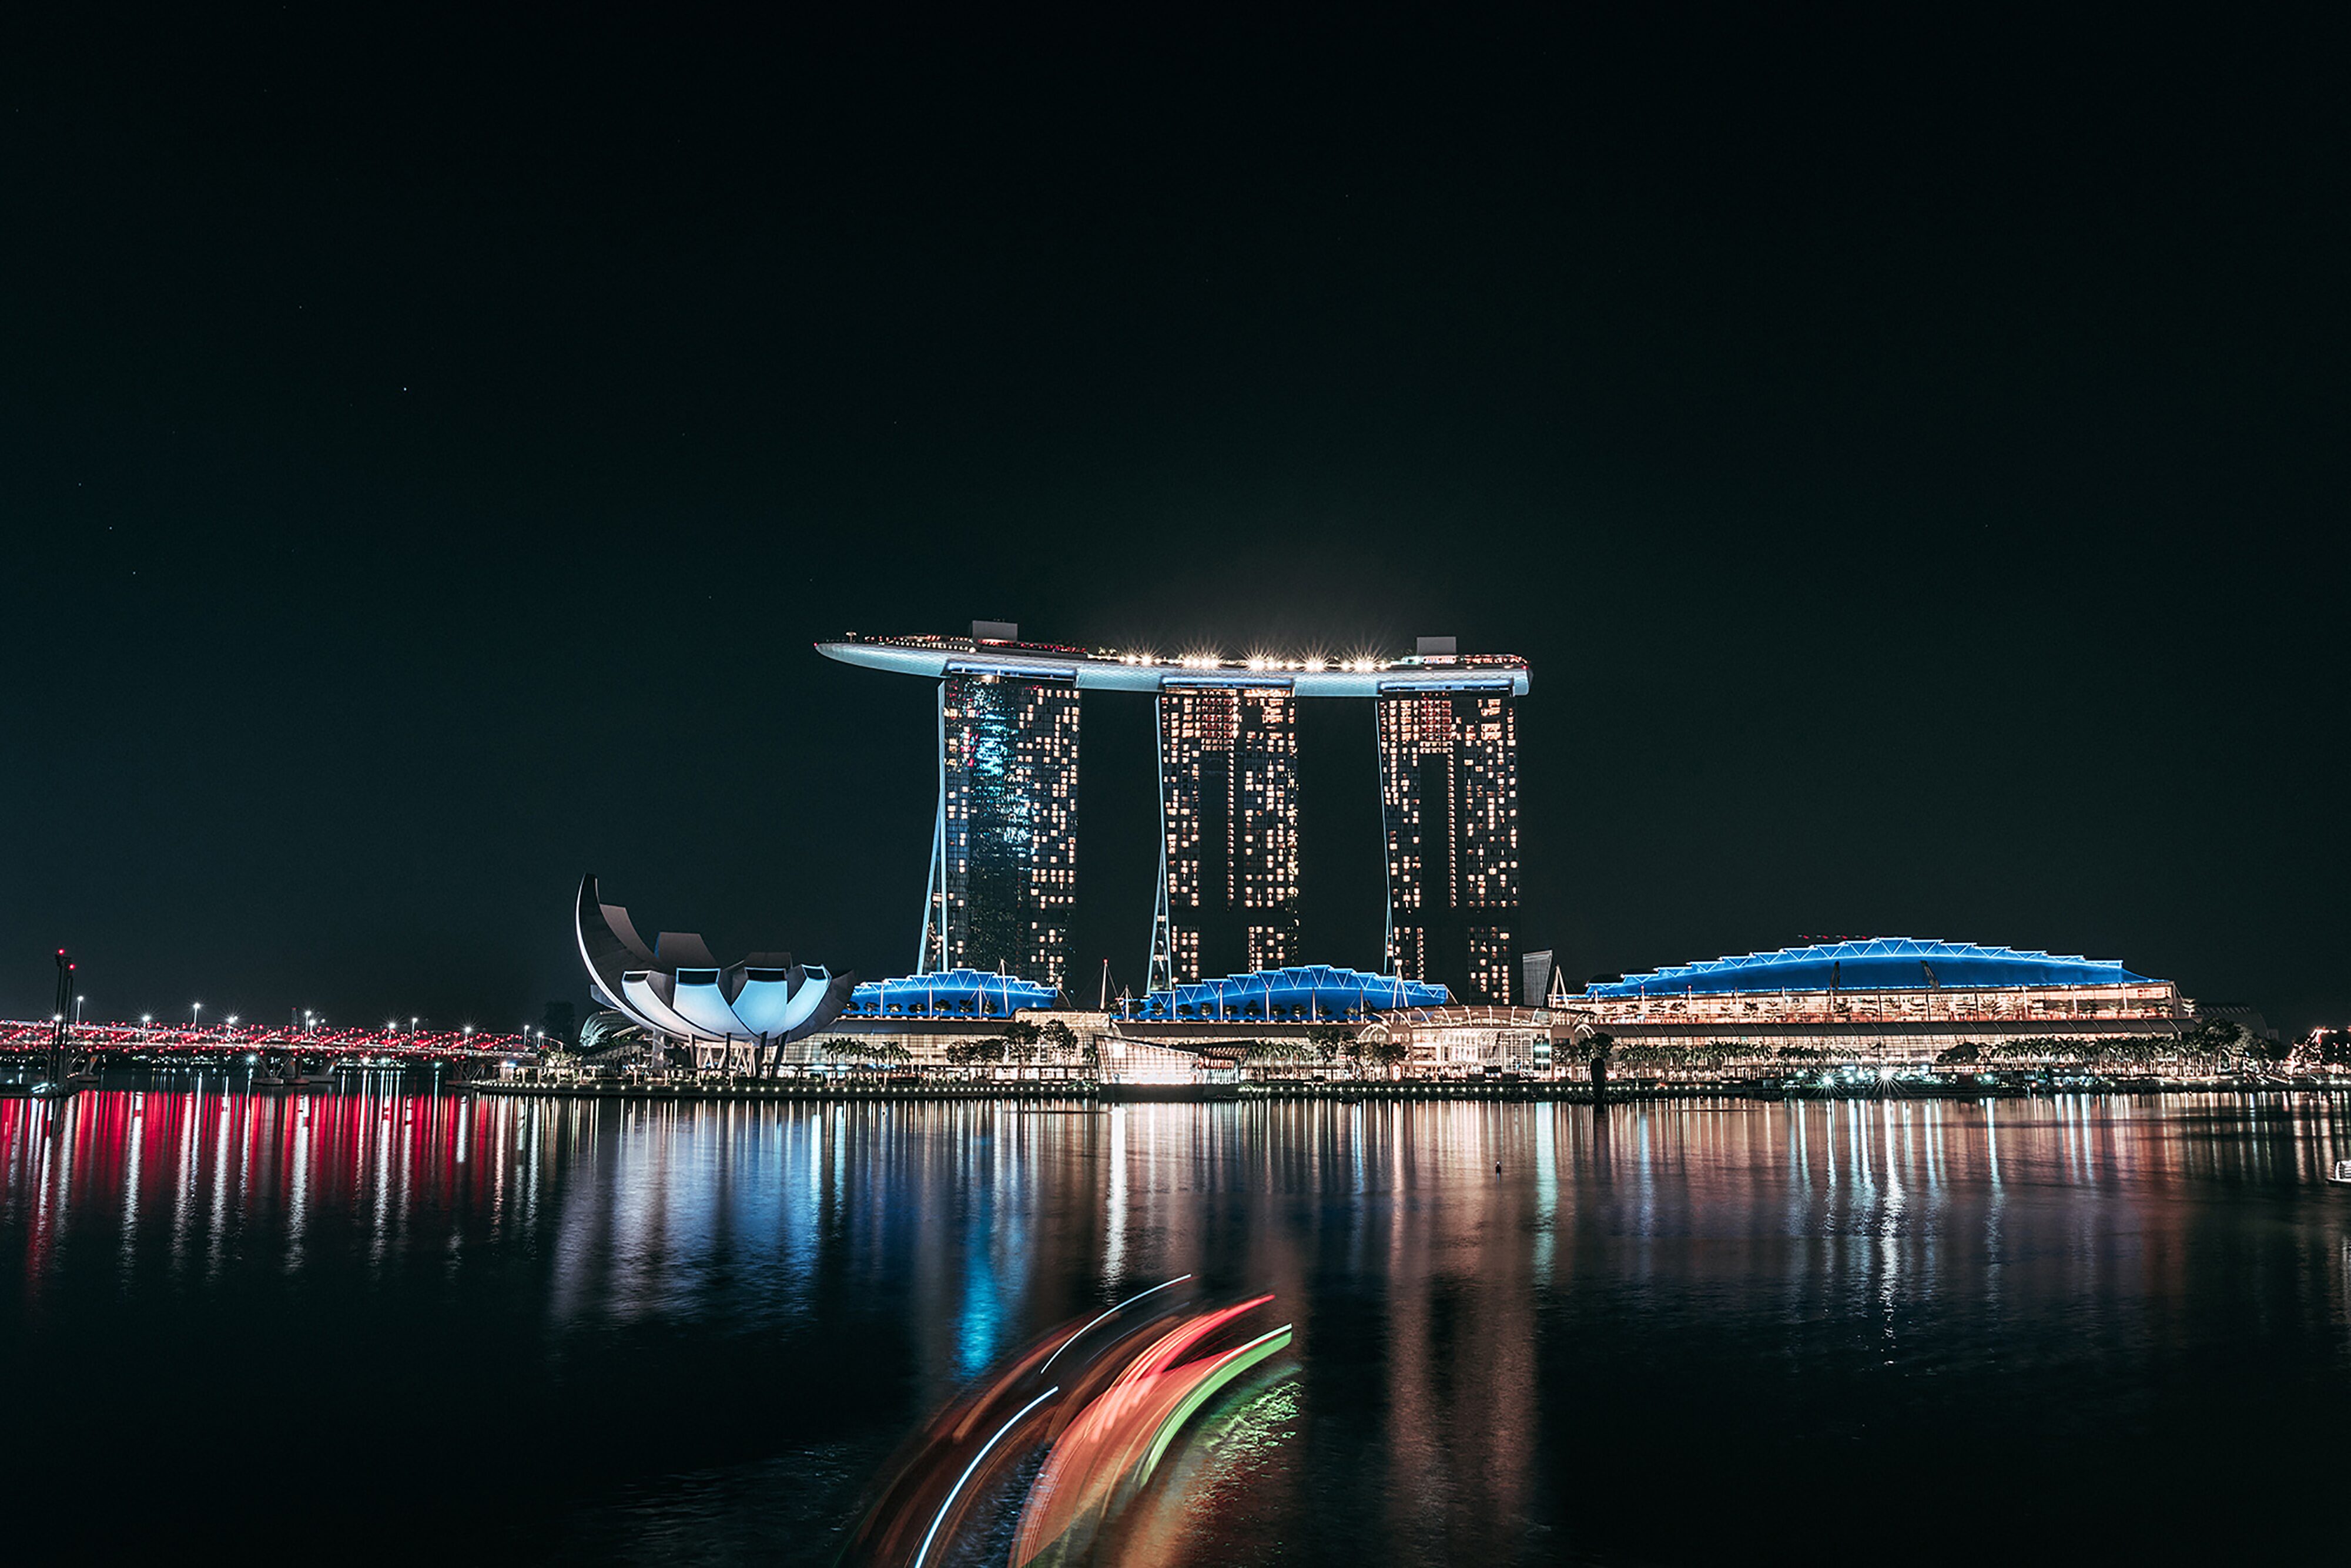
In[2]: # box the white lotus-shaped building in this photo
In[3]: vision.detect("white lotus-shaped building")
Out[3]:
[574,875,856,1070]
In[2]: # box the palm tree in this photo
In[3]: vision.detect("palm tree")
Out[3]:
[860,1041,914,1070]
[1002,1018,1043,1063]
[813,1036,872,1070]
[1580,1031,1615,1094]
[2182,1019,2247,1073]
[1241,1040,1301,1078]
[1306,1024,1357,1074]
[946,1038,1006,1069]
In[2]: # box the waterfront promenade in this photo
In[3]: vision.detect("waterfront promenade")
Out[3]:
[462,1071,2342,1105]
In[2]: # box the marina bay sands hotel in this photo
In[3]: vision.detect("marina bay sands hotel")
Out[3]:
[818,625,1529,1005]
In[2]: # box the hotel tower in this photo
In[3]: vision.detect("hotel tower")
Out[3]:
[920,632,1080,990]
[1148,681,1301,990]
[1376,684,1521,1004]
[818,626,1527,1003]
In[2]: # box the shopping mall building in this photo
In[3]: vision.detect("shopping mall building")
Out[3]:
[1550,937,2189,1065]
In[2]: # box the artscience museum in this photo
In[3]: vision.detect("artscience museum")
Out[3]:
[574,875,857,1073]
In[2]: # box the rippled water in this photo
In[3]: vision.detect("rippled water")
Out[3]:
[3,1084,2347,1564]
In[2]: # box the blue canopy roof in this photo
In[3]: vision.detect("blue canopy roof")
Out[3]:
[1580,938,2155,999]
[843,969,1059,1020]
[1126,964,1450,1023]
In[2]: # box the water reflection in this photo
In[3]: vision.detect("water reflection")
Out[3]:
[1,1088,2347,1564]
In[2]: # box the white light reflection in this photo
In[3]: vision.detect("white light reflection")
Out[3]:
[207,1087,234,1276]
[1532,1107,1555,1286]
[120,1094,145,1278]
[1103,1105,1127,1284]
[286,1096,310,1271]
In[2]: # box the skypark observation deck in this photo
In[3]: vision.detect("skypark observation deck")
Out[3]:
[815,634,1532,698]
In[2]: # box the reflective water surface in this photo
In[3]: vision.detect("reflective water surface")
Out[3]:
[4,1085,2348,1564]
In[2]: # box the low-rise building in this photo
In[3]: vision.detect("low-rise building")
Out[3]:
[1358,1006,1551,1076]
[1554,937,2188,1066]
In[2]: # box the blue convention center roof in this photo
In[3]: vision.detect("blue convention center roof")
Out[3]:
[1580,938,2155,999]
[1124,964,1451,1022]
[843,969,1060,1019]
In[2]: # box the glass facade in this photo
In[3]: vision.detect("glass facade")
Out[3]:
[1153,685,1300,985]
[926,671,1079,989]
[1378,690,1519,1003]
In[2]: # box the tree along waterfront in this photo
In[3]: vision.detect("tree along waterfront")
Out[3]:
[1600,1020,2280,1080]
[512,1009,2351,1100]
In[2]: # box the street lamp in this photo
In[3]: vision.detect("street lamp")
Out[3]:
[75,995,85,1025]
[191,1002,203,1030]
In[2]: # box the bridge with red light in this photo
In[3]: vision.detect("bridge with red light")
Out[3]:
[0,1020,530,1059]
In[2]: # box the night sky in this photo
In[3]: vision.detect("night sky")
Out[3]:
[6,9,2345,1033]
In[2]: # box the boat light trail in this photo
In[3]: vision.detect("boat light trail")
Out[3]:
[1041,1274,1193,1374]
[912,1385,1060,1568]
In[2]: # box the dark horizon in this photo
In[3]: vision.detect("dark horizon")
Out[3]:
[6,9,2346,1033]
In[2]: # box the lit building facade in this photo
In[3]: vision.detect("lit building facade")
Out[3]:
[1150,682,1300,987]
[1358,1005,1552,1077]
[816,628,1531,996]
[1559,937,2189,1064]
[1378,688,1521,1004]
[924,668,1080,989]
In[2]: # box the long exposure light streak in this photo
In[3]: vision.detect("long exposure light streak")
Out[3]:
[913,1383,1061,1568]
[1138,1321,1293,1482]
[1041,1273,1193,1374]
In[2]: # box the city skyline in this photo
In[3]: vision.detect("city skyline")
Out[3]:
[6,11,2347,1566]
[7,10,2345,1033]
[8,602,2341,1033]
